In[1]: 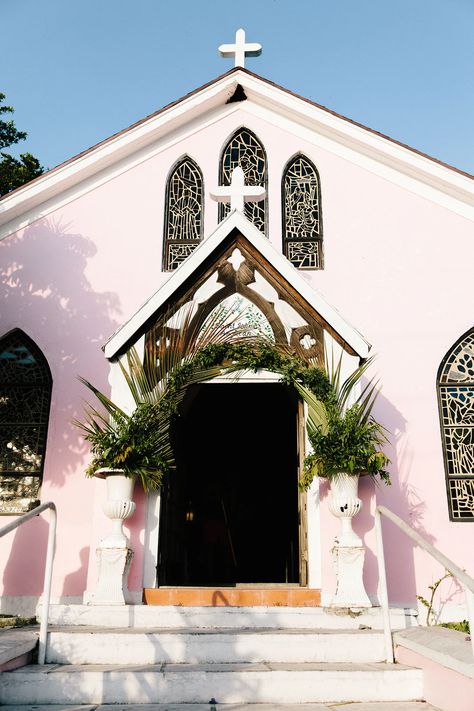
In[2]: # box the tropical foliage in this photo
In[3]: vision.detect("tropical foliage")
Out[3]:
[74,305,255,490]
[0,92,44,196]
[299,356,390,489]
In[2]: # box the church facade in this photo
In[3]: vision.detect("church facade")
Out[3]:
[0,41,473,616]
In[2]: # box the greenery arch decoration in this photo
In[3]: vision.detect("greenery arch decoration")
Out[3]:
[76,332,331,490]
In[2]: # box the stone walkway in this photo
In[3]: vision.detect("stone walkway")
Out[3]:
[0,703,442,710]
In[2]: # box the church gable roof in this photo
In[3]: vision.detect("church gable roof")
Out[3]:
[1,68,473,239]
[104,210,371,360]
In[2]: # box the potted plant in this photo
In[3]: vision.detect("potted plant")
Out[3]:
[74,361,176,547]
[297,357,390,547]
[74,304,255,546]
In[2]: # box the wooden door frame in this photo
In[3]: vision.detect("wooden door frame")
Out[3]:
[151,374,309,589]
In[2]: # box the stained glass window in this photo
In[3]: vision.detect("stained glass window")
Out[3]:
[438,329,474,521]
[283,155,323,269]
[163,158,203,271]
[0,330,52,514]
[219,128,267,233]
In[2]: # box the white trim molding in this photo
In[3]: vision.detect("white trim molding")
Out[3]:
[103,210,371,359]
[1,69,473,240]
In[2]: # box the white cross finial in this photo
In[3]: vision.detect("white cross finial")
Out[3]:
[219,28,262,68]
[210,167,266,213]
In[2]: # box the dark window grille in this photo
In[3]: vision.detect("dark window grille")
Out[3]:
[163,157,203,271]
[437,329,474,521]
[0,330,52,514]
[219,128,267,234]
[282,155,323,269]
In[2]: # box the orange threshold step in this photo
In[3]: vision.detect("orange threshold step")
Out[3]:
[143,586,321,607]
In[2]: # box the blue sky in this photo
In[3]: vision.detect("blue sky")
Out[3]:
[3,0,474,174]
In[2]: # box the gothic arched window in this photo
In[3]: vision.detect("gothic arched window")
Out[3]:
[437,328,474,521]
[163,157,203,271]
[219,128,267,234]
[0,330,52,513]
[283,155,323,269]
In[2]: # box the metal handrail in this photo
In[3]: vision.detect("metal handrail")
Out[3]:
[0,502,57,665]
[375,504,474,663]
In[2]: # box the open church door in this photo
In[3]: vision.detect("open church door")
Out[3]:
[157,382,303,587]
[297,398,308,586]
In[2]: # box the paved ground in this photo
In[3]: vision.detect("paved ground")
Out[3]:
[0,703,442,710]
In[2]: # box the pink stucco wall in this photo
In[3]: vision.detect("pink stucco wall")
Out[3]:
[1,102,472,609]
[396,645,474,711]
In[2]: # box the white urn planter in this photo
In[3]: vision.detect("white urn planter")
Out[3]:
[328,472,363,547]
[327,472,372,608]
[95,468,136,548]
[87,468,136,605]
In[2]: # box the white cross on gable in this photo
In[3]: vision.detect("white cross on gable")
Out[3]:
[210,167,266,213]
[219,28,262,68]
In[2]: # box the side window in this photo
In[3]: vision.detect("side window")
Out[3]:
[437,329,474,521]
[0,330,52,513]
[219,128,267,234]
[163,157,203,271]
[283,155,323,269]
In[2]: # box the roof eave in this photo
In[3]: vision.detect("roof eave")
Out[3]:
[104,210,371,360]
[0,69,245,234]
[1,66,472,238]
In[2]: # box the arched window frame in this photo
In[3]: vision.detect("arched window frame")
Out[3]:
[437,327,474,522]
[218,128,268,235]
[163,156,204,271]
[282,154,324,269]
[0,329,52,514]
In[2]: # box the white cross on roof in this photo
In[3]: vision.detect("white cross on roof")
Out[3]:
[210,167,266,213]
[218,28,262,68]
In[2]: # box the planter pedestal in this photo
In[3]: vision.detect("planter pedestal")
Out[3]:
[331,545,372,608]
[93,547,133,605]
[327,473,371,608]
[86,470,136,606]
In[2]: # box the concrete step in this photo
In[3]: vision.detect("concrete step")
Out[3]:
[143,587,321,606]
[0,628,38,671]
[44,603,418,630]
[46,626,386,664]
[0,704,443,711]
[0,661,424,705]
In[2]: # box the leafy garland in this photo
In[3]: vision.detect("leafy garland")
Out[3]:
[76,339,331,490]
[160,341,333,417]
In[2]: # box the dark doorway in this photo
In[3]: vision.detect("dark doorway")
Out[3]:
[158,383,300,586]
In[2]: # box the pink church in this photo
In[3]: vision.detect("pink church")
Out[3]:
[0,34,473,630]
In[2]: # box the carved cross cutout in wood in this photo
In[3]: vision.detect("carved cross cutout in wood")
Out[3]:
[218,28,262,68]
[210,167,266,213]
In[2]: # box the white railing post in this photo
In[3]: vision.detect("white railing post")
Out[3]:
[38,504,57,665]
[465,588,474,661]
[374,507,394,662]
[0,502,57,666]
[375,504,474,665]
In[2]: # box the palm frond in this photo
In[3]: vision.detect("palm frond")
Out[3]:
[295,383,328,436]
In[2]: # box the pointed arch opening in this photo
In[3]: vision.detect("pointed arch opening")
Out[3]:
[282,154,323,269]
[0,329,52,513]
[163,156,204,271]
[437,328,474,521]
[218,128,267,234]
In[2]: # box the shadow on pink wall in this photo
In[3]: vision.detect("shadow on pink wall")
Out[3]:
[1,217,122,596]
[2,516,47,595]
[365,389,436,604]
[62,548,90,596]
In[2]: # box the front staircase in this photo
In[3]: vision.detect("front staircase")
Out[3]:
[0,604,428,705]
